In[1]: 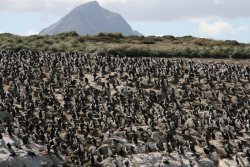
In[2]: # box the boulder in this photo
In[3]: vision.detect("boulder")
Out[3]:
[97,144,112,156]
[151,131,163,144]
[0,111,11,123]
[198,159,215,167]
[0,154,61,167]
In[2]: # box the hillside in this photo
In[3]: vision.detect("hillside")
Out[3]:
[39,1,140,36]
[0,32,250,59]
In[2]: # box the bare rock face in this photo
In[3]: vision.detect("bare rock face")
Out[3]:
[39,1,141,36]
[100,153,217,167]
[0,111,11,124]
[209,152,219,166]
[0,155,61,167]
[198,159,215,167]
[0,135,62,167]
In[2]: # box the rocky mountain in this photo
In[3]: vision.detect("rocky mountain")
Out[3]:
[39,1,141,36]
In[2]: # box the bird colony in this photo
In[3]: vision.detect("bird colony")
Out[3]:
[0,50,249,167]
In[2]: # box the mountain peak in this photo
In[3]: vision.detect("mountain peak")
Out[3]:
[72,1,101,13]
[86,1,100,6]
[76,1,100,9]
[39,1,141,36]
[85,1,99,5]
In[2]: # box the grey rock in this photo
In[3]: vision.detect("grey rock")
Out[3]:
[198,158,215,167]
[39,1,141,36]
[0,154,61,167]
[97,144,112,156]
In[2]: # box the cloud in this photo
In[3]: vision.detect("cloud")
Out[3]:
[0,0,250,21]
[0,0,84,15]
[0,31,3,34]
[103,0,250,21]
[230,25,250,35]
[24,30,38,36]
[193,18,250,42]
[196,20,232,37]
[213,0,225,5]
[236,25,250,32]
[0,0,128,15]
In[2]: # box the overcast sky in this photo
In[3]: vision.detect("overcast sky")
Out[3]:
[0,0,250,43]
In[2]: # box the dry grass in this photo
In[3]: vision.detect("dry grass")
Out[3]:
[0,32,250,59]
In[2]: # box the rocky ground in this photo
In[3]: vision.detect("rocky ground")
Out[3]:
[0,50,249,167]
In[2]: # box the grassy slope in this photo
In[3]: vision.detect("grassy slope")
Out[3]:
[0,32,250,59]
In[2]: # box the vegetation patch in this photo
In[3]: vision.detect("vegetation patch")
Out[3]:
[0,32,250,59]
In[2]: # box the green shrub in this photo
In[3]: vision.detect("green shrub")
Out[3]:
[225,40,240,46]
[44,40,53,45]
[142,38,155,44]
[78,37,85,43]
[163,35,176,40]
[231,50,250,59]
